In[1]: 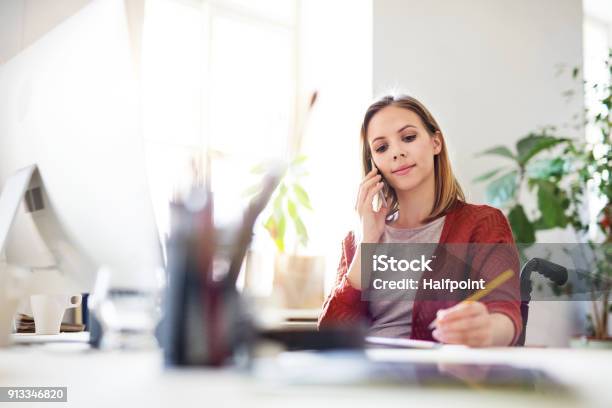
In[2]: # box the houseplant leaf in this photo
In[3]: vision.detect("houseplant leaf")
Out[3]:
[293,185,312,210]
[516,134,569,166]
[264,215,277,239]
[526,157,567,179]
[485,171,518,207]
[476,146,516,160]
[508,204,536,244]
[291,154,308,166]
[473,167,508,183]
[287,198,309,247]
[275,213,286,253]
[536,180,568,228]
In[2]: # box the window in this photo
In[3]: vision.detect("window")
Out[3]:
[582,12,611,241]
[142,0,297,244]
[141,0,373,299]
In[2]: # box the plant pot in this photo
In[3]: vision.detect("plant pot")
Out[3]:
[569,336,612,349]
[243,250,275,297]
[273,253,325,310]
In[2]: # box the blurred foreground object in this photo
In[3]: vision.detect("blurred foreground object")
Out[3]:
[162,165,282,366]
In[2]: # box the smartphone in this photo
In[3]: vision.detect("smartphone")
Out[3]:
[370,159,388,211]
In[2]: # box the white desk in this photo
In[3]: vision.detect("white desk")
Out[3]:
[0,342,610,408]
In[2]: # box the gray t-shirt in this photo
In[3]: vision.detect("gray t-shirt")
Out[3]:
[367,214,446,338]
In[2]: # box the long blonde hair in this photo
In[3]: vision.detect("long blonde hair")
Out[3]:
[361,95,465,223]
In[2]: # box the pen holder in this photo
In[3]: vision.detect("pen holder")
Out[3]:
[162,192,254,367]
[162,169,280,367]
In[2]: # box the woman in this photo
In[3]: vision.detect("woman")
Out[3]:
[318,95,522,347]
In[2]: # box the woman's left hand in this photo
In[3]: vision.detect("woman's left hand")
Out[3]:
[431,301,494,347]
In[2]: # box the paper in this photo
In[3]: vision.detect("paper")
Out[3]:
[365,336,440,349]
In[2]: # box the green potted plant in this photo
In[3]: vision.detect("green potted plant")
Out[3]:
[258,155,325,309]
[252,154,312,254]
[473,129,572,245]
[475,50,611,346]
[245,92,324,310]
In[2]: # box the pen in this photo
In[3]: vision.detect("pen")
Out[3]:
[427,269,515,330]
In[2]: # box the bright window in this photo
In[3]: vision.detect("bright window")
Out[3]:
[142,0,297,243]
[582,14,611,240]
[141,0,373,299]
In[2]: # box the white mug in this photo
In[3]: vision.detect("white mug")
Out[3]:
[30,294,82,335]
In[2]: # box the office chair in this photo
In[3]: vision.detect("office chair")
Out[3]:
[517,258,569,346]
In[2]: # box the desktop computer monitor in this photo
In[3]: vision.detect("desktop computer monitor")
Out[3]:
[0,0,162,294]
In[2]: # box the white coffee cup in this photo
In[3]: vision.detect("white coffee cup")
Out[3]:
[30,294,82,335]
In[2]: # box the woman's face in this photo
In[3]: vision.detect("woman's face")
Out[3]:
[367,105,441,192]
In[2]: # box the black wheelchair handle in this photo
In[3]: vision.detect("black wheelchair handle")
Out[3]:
[521,257,568,286]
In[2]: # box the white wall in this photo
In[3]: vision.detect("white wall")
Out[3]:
[0,0,92,65]
[0,1,24,64]
[584,0,612,24]
[372,0,585,346]
[297,0,372,294]
[0,0,143,67]
[373,0,584,207]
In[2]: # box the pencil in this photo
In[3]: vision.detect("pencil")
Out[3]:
[427,269,515,330]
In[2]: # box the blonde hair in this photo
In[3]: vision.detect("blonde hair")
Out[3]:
[361,95,465,223]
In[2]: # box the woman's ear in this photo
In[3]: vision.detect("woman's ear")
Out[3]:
[432,131,443,155]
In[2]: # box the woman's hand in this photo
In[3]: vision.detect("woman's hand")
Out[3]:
[431,301,515,347]
[346,167,389,290]
[355,166,389,243]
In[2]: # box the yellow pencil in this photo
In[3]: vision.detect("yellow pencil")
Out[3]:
[428,269,515,330]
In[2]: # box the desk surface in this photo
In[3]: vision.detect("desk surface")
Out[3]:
[0,342,610,408]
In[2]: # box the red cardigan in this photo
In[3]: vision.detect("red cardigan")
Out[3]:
[318,200,523,346]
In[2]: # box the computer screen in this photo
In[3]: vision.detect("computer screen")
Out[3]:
[0,0,162,292]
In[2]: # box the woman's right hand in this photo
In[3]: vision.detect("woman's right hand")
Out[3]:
[355,167,389,243]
